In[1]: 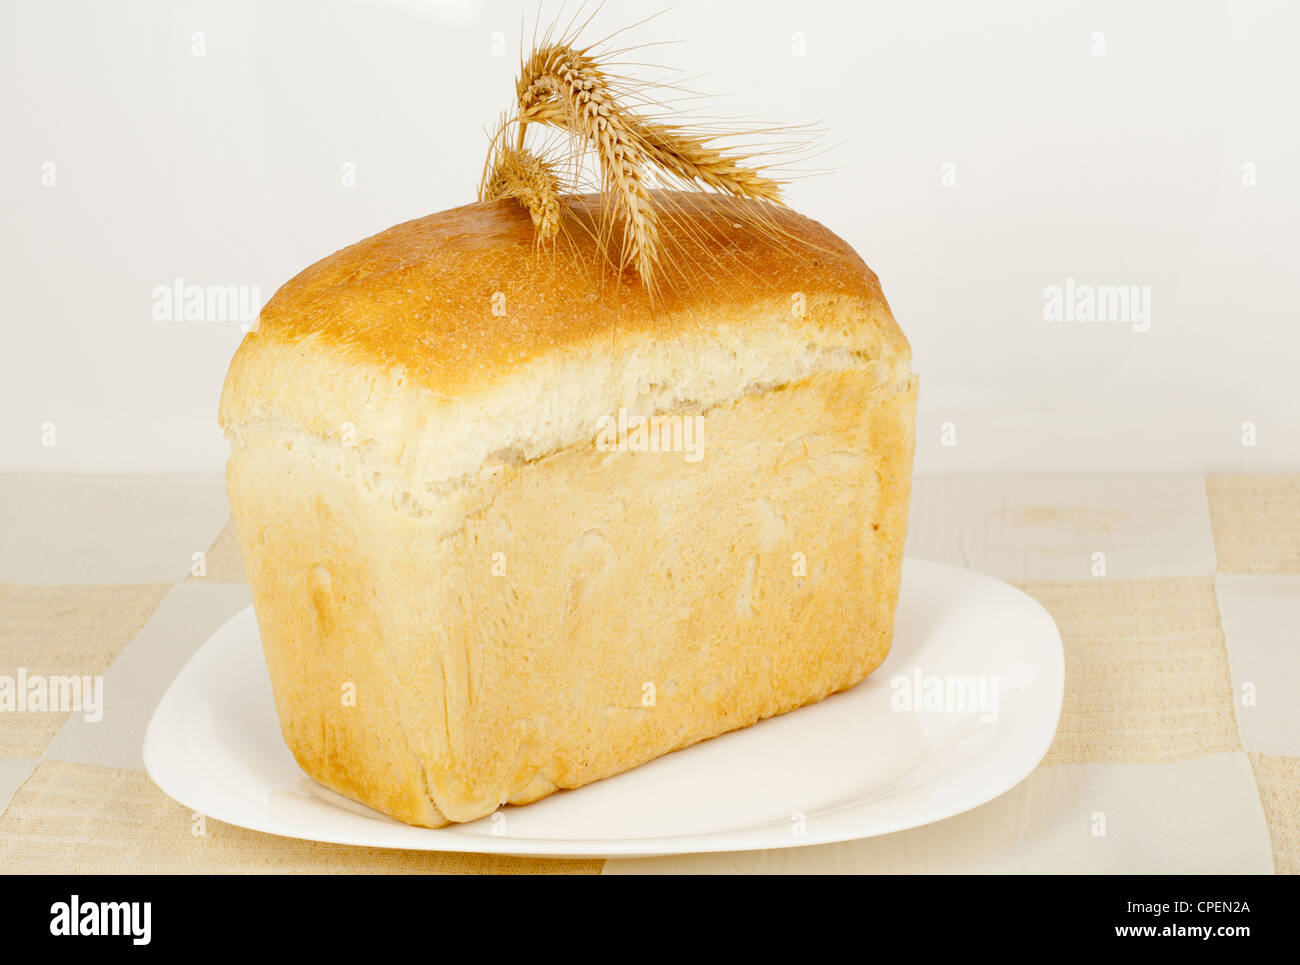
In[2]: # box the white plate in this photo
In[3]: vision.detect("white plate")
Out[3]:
[144,559,1063,858]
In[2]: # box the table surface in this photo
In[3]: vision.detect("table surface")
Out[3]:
[1,473,1296,874]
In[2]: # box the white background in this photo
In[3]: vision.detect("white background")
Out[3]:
[2,0,1297,474]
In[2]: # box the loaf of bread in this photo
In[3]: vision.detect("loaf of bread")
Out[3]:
[218,191,917,826]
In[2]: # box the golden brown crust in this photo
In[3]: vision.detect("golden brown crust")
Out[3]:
[234,191,908,400]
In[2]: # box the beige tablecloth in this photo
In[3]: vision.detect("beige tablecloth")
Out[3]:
[1,474,1296,874]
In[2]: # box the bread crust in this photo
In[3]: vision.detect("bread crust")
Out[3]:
[222,192,908,410]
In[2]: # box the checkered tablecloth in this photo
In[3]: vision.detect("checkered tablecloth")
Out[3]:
[1,474,1296,874]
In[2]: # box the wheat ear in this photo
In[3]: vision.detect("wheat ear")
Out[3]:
[624,119,786,203]
[527,102,787,203]
[517,43,660,285]
[480,139,562,241]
